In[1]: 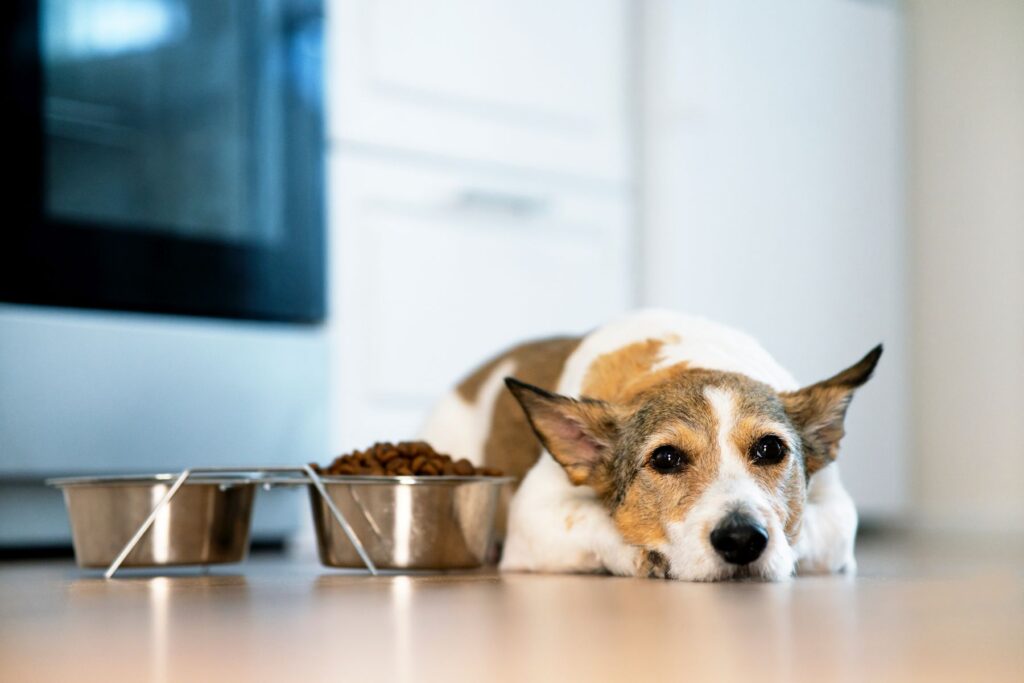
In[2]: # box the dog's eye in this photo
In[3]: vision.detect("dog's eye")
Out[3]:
[649,445,686,474]
[750,435,786,465]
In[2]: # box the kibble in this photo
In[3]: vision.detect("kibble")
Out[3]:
[311,441,503,478]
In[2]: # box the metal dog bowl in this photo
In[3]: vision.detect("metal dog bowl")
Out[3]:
[310,475,514,570]
[50,474,256,569]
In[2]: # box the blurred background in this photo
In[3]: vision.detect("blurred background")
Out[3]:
[0,0,1020,552]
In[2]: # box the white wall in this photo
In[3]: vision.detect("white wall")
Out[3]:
[909,0,1024,531]
[640,0,908,516]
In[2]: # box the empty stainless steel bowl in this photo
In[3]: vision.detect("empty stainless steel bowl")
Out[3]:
[50,475,256,569]
[309,476,513,570]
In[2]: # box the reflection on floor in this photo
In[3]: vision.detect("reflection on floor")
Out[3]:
[1,530,1022,683]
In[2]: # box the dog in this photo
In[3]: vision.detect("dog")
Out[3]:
[421,310,880,581]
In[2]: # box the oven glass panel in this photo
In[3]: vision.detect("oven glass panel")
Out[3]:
[1,0,324,321]
[43,0,318,246]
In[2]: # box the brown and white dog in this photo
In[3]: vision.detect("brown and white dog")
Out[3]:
[421,310,880,581]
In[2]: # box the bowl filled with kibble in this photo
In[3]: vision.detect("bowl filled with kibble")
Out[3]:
[307,442,513,571]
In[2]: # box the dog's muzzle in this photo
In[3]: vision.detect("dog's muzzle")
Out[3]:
[710,511,768,565]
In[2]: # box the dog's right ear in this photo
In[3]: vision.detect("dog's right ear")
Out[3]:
[504,377,622,488]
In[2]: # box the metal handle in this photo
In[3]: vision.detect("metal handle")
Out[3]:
[103,466,378,578]
[303,465,378,575]
[454,188,550,217]
[104,469,193,578]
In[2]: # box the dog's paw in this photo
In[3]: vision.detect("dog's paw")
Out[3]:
[638,550,671,579]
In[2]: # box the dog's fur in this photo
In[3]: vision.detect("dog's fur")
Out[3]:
[421,310,879,581]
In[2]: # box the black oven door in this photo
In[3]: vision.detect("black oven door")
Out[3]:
[1,0,324,323]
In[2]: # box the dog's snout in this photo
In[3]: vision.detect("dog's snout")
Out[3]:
[710,512,768,565]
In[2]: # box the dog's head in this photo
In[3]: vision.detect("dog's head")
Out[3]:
[505,345,881,581]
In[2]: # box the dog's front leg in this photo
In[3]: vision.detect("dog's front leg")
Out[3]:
[501,459,649,577]
[501,495,645,576]
[795,463,858,574]
[582,508,650,577]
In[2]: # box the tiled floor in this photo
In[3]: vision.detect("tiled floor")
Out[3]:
[1,532,1022,682]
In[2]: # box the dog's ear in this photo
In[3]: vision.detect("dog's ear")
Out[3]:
[781,345,882,477]
[505,377,622,488]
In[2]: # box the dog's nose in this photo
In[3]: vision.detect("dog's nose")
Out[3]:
[710,512,768,565]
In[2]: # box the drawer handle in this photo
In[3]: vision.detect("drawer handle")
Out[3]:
[454,189,550,217]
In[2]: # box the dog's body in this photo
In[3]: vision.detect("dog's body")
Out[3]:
[422,310,877,581]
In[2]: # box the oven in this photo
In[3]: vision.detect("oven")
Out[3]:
[1,0,325,322]
[0,0,327,549]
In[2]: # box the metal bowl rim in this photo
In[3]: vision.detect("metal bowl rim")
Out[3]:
[47,473,517,488]
[46,473,263,488]
[314,474,516,486]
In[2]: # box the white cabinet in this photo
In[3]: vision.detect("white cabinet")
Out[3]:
[323,0,635,454]
[326,155,632,452]
[328,0,630,182]
[640,0,907,516]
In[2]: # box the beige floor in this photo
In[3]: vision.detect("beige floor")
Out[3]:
[1,532,1022,683]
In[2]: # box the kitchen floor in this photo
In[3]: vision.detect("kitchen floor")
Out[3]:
[2,532,1022,683]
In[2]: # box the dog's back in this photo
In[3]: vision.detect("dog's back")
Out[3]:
[421,310,797,478]
[421,335,581,479]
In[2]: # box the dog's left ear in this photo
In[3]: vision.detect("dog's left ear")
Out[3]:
[781,344,882,477]
[504,377,622,489]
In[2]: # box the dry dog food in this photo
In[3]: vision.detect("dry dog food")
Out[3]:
[312,441,503,477]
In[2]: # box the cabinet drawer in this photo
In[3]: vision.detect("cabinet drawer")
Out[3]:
[327,0,630,183]
[326,154,632,449]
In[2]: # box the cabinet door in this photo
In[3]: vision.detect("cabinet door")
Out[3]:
[326,155,632,451]
[640,0,906,516]
[327,0,629,183]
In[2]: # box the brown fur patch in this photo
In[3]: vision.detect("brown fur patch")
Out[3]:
[612,445,719,548]
[581,336,689,405]
[455,336,582,480]
[612,483,670,546]
[456,338,569,403]
[456,337,581,538]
